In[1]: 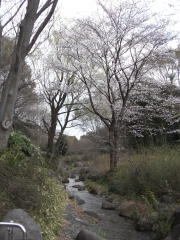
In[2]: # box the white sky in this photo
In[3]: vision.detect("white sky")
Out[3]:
[58,0,97,19]
[58,0,180,19]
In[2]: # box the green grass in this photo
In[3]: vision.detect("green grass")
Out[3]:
[87,146,180,239]
[95,229,107,239]
[85,179,109,195]
[107,146,180,200]
[32,169,68,240]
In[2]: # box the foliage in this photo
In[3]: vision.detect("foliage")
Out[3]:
[141,191,172,240]
[0,150,68,240]
[0,131,69,239]
[7,131,44,166]
[55,134,68,157]
[107,146,180,200]
[88,149,179,239]
[46,134,69,169]
[32,169,68,240]
[66,135,99,162]
[13,118,37,138]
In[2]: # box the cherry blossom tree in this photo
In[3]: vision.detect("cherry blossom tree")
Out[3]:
[69,0,176,170]
[124,80,180,147]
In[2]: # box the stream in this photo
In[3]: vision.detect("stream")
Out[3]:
[65,175,154,240]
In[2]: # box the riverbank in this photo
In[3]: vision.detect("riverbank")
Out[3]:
[58,176,154,240]
[58,199,155,240]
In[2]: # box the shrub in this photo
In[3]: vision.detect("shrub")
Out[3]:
[141,191,172,240]
[7,131,44,166]
[108,146,180,200]
[33,168,68,240]
[8,131,33,156]
[0,133,68,240]
[0,159,67,240]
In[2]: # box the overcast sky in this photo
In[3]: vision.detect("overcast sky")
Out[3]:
[58,0,97,18]
[58,0,180,19]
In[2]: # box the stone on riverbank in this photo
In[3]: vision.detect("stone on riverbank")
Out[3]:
[61,177,69,183]
[72,184,86,191]
[75,229,104,240]
[101,202,116,210]
[76,196,85,205]
[0,209,43,240]
[118,200,137,219]
[165,208,180,240]
[83,210,101,220]
[135,218,152,232]
[70,174,76,179]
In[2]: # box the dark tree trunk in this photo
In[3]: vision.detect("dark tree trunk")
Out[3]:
[0,0,58,149]
[0,0,40,148]
[46,114,57,157]
[109,125,120,171]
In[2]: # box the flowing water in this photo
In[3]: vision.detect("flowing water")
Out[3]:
[66,176,154,240]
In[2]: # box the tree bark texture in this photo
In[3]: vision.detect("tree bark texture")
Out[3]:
[46,114,58,157]
[109,125,120,170]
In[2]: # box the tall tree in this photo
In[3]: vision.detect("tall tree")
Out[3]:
[38,31,83,159]
[0,0,58,149]
[69,0,176,170]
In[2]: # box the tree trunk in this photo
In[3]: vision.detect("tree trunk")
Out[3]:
[0,0,58,149]
[109,127,120,171]
[0,0,40,149]
[46,118,57,157]
[0,58,23,148]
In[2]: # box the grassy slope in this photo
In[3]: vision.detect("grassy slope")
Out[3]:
[84,146,180,239]
[0,132,68,240]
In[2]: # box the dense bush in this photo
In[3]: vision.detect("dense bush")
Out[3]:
[0,131,68,240]
[108,146,180,200]
[0,160,67,240]
[7,131,44,166]
[88,147,180,239]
